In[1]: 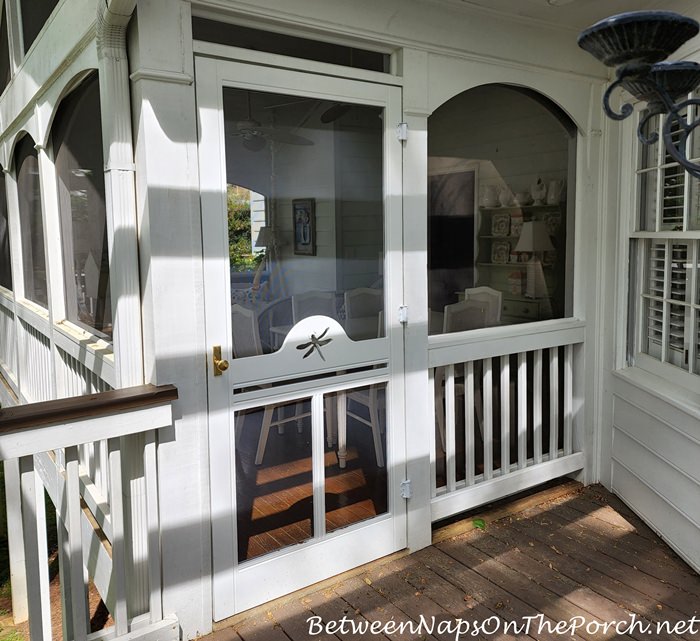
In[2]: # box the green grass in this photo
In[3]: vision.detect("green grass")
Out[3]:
[0,628,24,641]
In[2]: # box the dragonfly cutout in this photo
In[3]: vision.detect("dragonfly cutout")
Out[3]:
[297,328,332,361]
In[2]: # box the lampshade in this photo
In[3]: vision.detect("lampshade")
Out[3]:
[514,221,554,253]
[255,226,275,246]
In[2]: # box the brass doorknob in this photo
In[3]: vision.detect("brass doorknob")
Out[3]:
[212,345,229,376]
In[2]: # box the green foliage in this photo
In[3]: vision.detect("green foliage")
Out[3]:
[228,186,263,272]
[0,628,24,641]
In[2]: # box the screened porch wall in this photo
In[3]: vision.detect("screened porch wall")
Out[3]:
[1,0,619,636]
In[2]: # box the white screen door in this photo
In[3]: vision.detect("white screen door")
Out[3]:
[196,55,406,618]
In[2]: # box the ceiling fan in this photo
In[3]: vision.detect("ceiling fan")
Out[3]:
[320,103,352,123]
[260,95,352,124]
[230,93,315,151]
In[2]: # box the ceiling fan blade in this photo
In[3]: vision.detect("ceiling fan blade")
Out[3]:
[242,136,267,152]
[320,103,351,123]
[262,129,314,146]
[263,98,314,110]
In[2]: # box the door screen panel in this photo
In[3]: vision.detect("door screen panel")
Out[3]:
[324,383,388,533]
[235,400,313,562]
[223,88,385,357]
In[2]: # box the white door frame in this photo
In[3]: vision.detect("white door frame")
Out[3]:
[195,54,406,618]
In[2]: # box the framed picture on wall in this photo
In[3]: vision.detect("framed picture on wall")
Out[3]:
[293,198,316,256]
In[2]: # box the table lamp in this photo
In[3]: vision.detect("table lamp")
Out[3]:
[514,221,554,299]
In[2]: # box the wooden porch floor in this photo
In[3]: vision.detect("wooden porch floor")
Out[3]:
[207,482,700,641]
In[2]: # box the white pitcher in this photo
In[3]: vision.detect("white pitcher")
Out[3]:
[498,187,514,207]
[547,179,565,205]
[482,185,499,207]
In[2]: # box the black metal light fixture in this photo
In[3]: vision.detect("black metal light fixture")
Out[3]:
[578,11,700,178]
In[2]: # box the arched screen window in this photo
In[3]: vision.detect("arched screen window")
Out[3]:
[16,135,47,306]
[0,167,11,290]
[427,84,576,334]
[20,0,59,53]
[52,73,111,337]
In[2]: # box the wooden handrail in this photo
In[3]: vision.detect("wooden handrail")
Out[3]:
[0,384,178,433]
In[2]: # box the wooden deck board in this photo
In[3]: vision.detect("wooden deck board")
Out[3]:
[464,525,678,641]
[547,501,700,593]
[361,556,478,641]
[206,484,700,641]
[514,505,700,618]
[483,518,676,640]
[507,509,700,639]
[435,540,591,641]
[416,547,573,641]
[300,586,392,641]
[331,574,442,641]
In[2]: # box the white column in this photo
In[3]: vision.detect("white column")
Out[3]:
[129,1,212,637]
[96,0,148,620]
[401,48,433,551]
[97,0,143,388]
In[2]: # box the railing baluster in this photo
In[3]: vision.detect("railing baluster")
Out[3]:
[65,446,88,641]
[108,438,128,635]
[57,514,74,641]
[445,364,456,492]
[549,347,559,459]
[517,351,527,469]
[312,393,326,538]
[464,361,475,487]
[428,367,437,496]
[4,459,28,623]
[144,430,163,621]
[500,355,510,475]
[564,344,574,455]
[533,349,543,465]
[483,358,493,481]
[19,454,52,641]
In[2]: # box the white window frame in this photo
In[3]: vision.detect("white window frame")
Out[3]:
[628,105,700,392]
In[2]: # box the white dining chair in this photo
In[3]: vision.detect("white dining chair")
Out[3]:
[464,286,502,325]
[231,304,333,465]
[344,287,383,340]
[442,299,488,333]
[435,299,487,451]
[292,290,337,322]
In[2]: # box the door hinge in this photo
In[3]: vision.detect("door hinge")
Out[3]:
[400,479,412,499]
[398,305,408,325]
[396,122,408,141]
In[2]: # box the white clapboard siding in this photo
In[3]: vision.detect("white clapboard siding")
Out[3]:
[429,324,584,522]
[611,371,700,573]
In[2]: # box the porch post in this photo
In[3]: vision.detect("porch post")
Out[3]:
[401,48,433,551]
[128,1,212,637]
[96,0,150,620]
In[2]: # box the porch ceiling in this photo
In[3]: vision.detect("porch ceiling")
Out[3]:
[454,0,700,31]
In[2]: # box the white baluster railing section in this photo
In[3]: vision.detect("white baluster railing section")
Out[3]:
[428,320,585,522]
[0,385,179,641]
[0,290,18,389]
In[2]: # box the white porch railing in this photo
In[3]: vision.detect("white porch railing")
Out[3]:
[0,385,179,641]
[428,320,586,522]
[0,291,116,405]
[0,293,17,387]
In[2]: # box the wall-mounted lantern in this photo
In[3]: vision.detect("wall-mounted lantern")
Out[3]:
[578,11,700,177]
